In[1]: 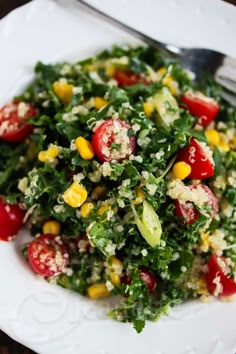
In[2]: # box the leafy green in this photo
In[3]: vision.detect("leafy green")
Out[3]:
[1,44,235,333]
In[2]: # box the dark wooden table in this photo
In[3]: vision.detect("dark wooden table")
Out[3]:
[0,0,236,353]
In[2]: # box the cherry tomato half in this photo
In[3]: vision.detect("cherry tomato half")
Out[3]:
[0,101,36,142]
[205,254,236,296]
[92,119,136,162]
[139,266,157,294]
[175,199,200,225]
[28,234,69,277]
[181,91,220,127]
[175,184,218,224]
[176,138,214,179]
[0,197,25,241]
[114,69,150,87]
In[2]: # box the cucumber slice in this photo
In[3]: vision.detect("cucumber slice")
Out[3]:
[131,201,162,247]
[153,87,179,128]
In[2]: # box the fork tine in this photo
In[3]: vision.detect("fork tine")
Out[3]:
[215,57,236,94]
[224,56,236,69]
[215,76,236,93]
[221,89,236,107]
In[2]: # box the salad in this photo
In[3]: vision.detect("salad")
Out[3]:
[0,45,235,333]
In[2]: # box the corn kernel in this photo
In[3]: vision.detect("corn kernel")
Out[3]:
[110,256,123,269]
[83,64,95,73]
[162,75,179,95]
[63,182,88,208]
[38,145,59,163]
[110,271,121,285]
[38,151,48,162]
[205,129,221,146]
[106,64,116,77]
[43,220,61,235]
[218,142,230,152]
[156,67,167,80]
[92,185,107,200]
[27,141,37,161]
[80,202,95,218]
[162,75,173,86]
[172,161,191,180]
[94,97,108,110]
[232,136,236,147]
[107,256,123,285]
[87,283,110,299]
[75,136,94,160]
[200,231,210,247]
[143,102,153,117]
[47,145,59,158]
[53,81,73,104]
[98,204,111,216]
[196,276,209,296]
[133,186,146,205]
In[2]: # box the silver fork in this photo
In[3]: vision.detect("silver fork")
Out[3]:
[77,0,236,107]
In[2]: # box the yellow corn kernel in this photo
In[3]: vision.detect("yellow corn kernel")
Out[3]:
[143,102,154,118]
[75,136,94,160]
[27,141,37,161]
[156,67,167,80]
[200,231,210,252]
[110,256,123,269]
[80,202,95,218]
[172,161,192,180]
[218,142,230,152]
[83,64,95,73]
[47,145,59,158]
[108,256,123,285]
[98,204,111,216]
[92,185,107,200]
[38,145,59,163]
[106,64,116,77]
[63,182,88,208]
[43,220,61,235]
[133,186,146,205]
[232,136,236,147]
[162,75,179,95]
[205,129,221,146]
[53,81,73,104]
[38,151,48,162]
[110,271,121,286]
[196,276,209,296]
[87,283,110,299]
[94,97,108,110]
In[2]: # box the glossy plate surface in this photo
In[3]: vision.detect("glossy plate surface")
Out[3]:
[0,1,235,353]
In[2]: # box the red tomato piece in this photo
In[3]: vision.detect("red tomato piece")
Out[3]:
[176,138,214,179]
[175,184,218,224]
[205,254,236,296]
[28,234,69,277]
[0,101,36,142]
[175,200,200,225]
[181,91,220,127]
[92,119,136,162]
[200,184,218,217]
[114,69,150,86]
[139,266,157,294]
[0,197,25,241]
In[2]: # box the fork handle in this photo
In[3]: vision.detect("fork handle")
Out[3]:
[77,0,180,56]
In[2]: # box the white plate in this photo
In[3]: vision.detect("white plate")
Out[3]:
[0,1,236,353]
